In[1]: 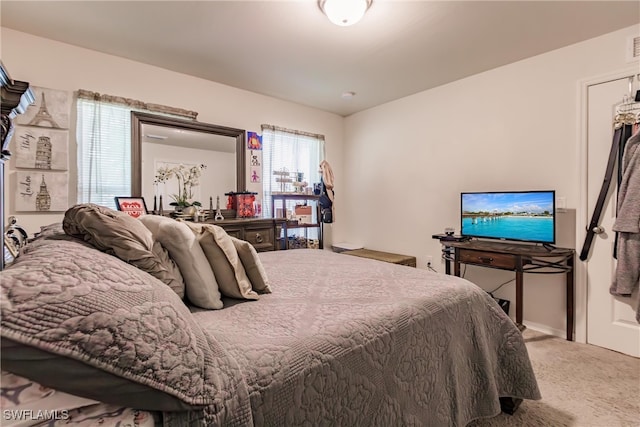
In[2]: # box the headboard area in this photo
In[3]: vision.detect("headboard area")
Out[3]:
[1,61,35,270]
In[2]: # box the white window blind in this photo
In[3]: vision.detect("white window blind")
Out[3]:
[76,99,132,209]
[261,125,325,220]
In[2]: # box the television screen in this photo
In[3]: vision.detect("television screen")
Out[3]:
[461,191,556,244]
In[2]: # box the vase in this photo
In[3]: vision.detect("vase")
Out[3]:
[182,206,197,216]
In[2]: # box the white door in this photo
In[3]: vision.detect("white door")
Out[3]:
[586,75,640,357]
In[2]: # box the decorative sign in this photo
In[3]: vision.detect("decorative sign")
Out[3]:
[15,171,69,212]
[115,197,148,218]
[14,126,68,170]
[15,87,71,129]
[247,131,262,150]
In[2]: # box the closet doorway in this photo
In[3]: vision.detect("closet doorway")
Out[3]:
[582,69,639,357]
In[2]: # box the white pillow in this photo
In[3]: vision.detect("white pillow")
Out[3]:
[139,216,223,309]
[188,224,259,301]
[231,237,271,294]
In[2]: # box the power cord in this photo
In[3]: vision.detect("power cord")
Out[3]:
[426,261,438,273]
[487,278,515,295]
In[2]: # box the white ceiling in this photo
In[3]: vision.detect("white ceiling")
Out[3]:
[2,1,639,116]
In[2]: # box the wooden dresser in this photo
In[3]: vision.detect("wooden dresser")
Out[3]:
[206,218,285,252]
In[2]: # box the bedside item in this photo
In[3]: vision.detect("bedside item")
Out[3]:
[226,191,258,218]
[331,242,364,253]
[214,196,224,221]
[114,196,148,218]
[344,248,417,267]
[273,168,292,192]
[271,193,323,250]
[294,204,313,224]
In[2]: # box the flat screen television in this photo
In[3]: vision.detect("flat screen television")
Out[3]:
[460,190,556,244]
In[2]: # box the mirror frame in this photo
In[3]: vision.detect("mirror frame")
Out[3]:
[131,111,246,197]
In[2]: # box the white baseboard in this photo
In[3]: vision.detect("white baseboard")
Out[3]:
[523,320,566,339]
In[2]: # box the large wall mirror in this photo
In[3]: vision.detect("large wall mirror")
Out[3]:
[131,112,246,208]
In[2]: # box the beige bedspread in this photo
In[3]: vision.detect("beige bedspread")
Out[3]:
[184,249,540,426]
[1,225,539,426]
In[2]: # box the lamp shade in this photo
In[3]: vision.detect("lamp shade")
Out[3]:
[319,0,372,27]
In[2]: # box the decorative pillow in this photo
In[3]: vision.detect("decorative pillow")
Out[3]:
[0,234,248,414]
[231,236,272,294]
[139,215,223,310]
[152,241,186,295]
[188,223,259,301]
[62,204,184,297]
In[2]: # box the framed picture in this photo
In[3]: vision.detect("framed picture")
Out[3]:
[114,197,148,218]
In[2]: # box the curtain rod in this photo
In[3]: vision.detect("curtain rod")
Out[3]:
[77,89,198,120]
[261,124,325,140]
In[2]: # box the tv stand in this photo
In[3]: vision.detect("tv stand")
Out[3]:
[436,239,575,341]
[542,243,556,252]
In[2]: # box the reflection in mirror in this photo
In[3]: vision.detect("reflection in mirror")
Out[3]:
[131,112,246,210]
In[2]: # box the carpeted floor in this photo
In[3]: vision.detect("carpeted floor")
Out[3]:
[469,329,640,427]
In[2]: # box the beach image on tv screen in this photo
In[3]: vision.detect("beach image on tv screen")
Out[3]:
[461,191,554,243]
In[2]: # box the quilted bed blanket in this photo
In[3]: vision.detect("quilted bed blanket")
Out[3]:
[182,249,541,426]
[1,227,539,426]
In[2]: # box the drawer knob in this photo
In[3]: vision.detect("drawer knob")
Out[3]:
[479,256,493,264]
[255,233,263,243]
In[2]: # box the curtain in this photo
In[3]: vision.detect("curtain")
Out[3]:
[261,125,325,221]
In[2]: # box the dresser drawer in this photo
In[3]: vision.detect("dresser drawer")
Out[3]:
[244,227,275,252]
[222,227,242,240]
[458,249,516,269]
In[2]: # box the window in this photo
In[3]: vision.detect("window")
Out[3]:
[76,91,197,209]
[261,125,325,220]
[76,98,132,209]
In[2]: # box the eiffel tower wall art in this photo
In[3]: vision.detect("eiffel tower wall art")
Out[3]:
[14,86,70,171]
[15,171,69,212]
[13,86,70,212]
[14,87,70,129]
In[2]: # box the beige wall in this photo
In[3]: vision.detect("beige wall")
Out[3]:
[342,24,639,336]
[1,28,345,243]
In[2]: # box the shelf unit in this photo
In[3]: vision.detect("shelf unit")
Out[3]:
[271,193,323,250]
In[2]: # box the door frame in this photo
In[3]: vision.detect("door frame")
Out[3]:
[576,67,639,344]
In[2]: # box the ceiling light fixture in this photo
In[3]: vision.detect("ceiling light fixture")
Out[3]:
[318,0,372,27]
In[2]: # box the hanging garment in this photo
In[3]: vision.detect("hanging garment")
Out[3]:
[319,160,335,223]
[610,130,640,323]
[580,124,633,260]
[320,160,334,203]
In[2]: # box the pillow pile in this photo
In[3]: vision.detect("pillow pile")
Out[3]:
[63,203,185,297]
[63,204,271,309]
[187,223,260,301]
[139,215,223,310]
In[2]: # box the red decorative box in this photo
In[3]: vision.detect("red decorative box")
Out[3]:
[225,192,258,218]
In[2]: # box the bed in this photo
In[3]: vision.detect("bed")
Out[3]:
[0,206,540,426]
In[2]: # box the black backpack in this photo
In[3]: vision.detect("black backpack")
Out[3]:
[318,179,333,223]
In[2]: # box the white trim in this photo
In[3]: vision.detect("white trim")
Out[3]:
[524,320,566,340]
[576,67,638,345]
